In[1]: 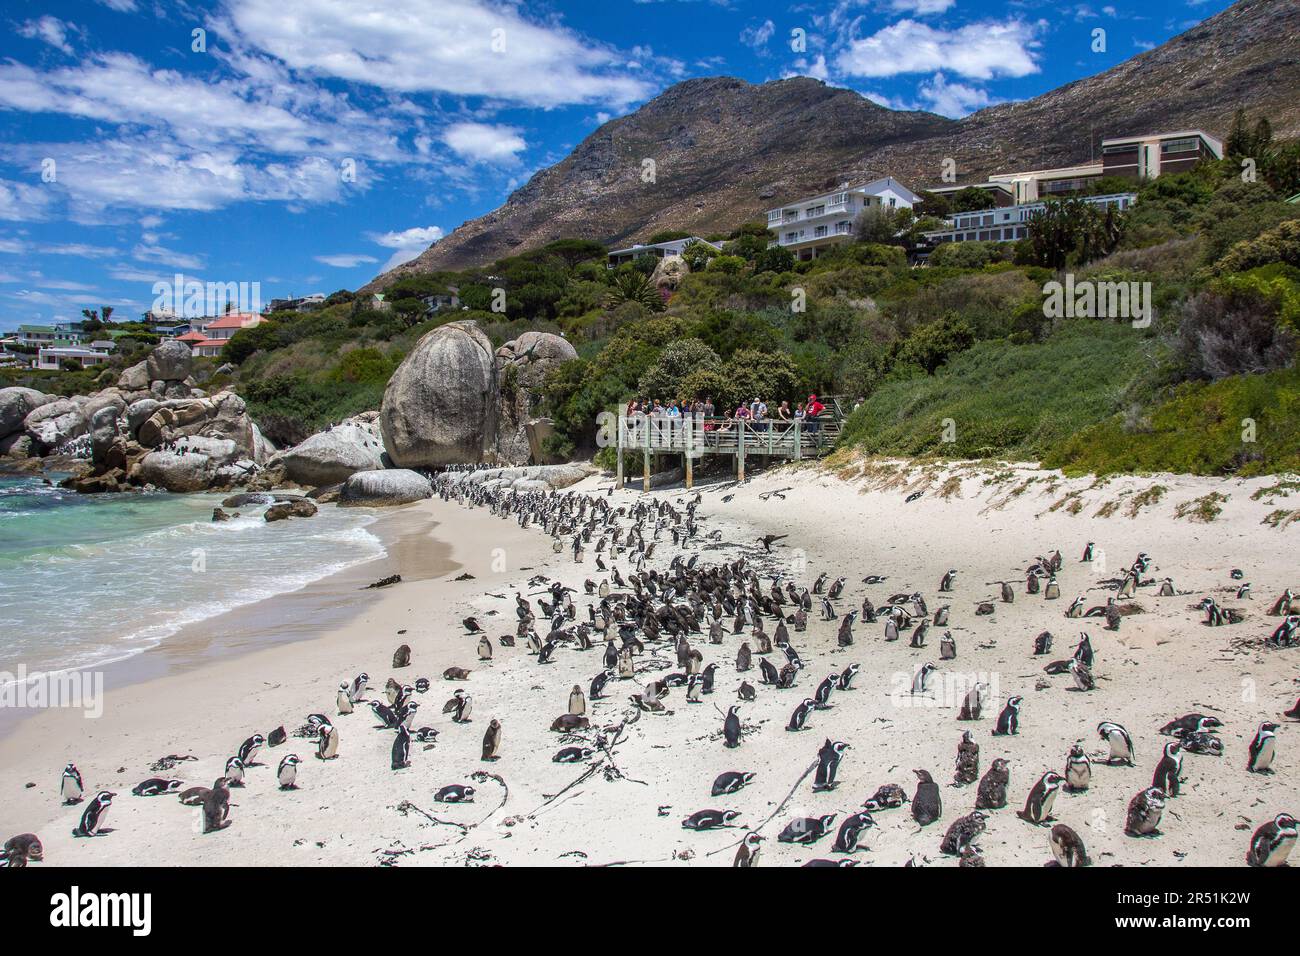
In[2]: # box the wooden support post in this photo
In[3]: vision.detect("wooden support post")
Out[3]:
[642,418,651,493]
[684,415,693,490]
[793,419,802,461]
[737,421,746,482]
[616,415,624,488]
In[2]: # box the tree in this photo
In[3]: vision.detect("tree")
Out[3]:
[855,205,906,244]
[637,339,722,397]
[1027,198,1125,269]
[680,240,717,272]
[753,244,794,274]
[605,271,664,312]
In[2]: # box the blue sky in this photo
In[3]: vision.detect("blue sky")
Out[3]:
[0,0,1231,325]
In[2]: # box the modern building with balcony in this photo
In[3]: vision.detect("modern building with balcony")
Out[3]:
[766,177,920,260]
[921,193,1137,247]
[607,237,720,268]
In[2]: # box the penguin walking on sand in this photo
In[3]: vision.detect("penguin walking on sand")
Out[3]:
[787,698,816,732]
[481,719,502,761]
[1050,824,1090,867]
[911,769,942,826]
[238,733,265,766]
[1098,721,1135,766]
[832,811,875,854]
[733,832,762,867]
[954,731,980,785]
[1125,787,1166,836]
[224,756,246,787]
[992,696,1022,736]
[1247,813,1298,867]
[1064,744,1091,792]
[940,569,957,593]
[391,725,411,770]
[277,754,301,790]
[72,790,116,837]
[445,689,473,723]
[1152,741,1183,796]
[724,705,742,748]
[336,683,354,715]
[61,762,83,804]
[1247,722,1278,774]
[316,722,339,760]
[1018,771,1065,825]
[837,663,860,690]
[568,685,586,716]
[813,739,849,792]
[910,662,936,695]
[975,758,1011,810]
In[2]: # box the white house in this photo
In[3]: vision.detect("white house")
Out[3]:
[766,177,921,260]
[37,346,112,370]
[922,193,1137,247]
[607,237,720,268]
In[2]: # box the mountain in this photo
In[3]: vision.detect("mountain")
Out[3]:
[368,0,1300,285]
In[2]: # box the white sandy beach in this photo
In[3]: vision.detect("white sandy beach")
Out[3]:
[1,458,1297,867]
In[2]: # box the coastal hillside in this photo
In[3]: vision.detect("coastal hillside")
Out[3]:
[372,0,1300,282]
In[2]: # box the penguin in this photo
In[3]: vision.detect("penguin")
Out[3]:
[1081,541,1095,562]
[934,605,950,627]
[737,681,756,702]
[1018,771,1065,825]
[1069,658,1095,692]
[1033,631,1053,655]
[862,783,908,812]
[1158,577,1175,596]
[759,657,779,686]
[1064,743,1091,792]
[277,754,301,789]
[681,809,741,830]
[553,746,595,763]
[1125,786,1166,837]
[1152,741,1183,796]
[910,662,936,695]
[954,730,980,785]
[813,673,837,710]
[60,762,83,804]
[1073,633,1093,667]
[132,778,184,797]
[392,643,411,668]
[733,831,762,868]
[72,790,115,837]
[1159,713,1223,737]
[992,696,1022,736]
[1065,596,1085,618]
[735,642,752,672]
[723,705,742,748]
[551,714,590,732]
[1050,823,1090,867]
[1268,589,1293,616]
[1000,581,1015,603]
[957,682,987,721]
[435,785,475,803]
[1097,720,1135,766]
[837,663,860,690]
[940,569,958,593]
[1247,722,1278,774]
[1247,813,1298,868]
[391,725,411,770]
[238,733,265,766]
[224,756,246,787]
[481,718,502,761]
[813,739,850,792]
[336,683,354,715]
[347,671,369,702]
[3,833,43,866]
[201,779,232,834]
[712,770,756,796]
[778,813,837,844]
[1043,575,1060,600]
[940,810,987,856]
[939,631,957,660]
[787,698,817,732]
[911,769,942,825]
[568,685,586,716]
[477,636,493,661]
[590,669,613,700]
[445,690,473,723]
[973,757,1010,810]
[832,811,875,853]
[686,674,704,703]
[315,722,339,760]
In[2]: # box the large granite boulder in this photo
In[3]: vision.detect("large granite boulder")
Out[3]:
[276,414,385,486]
[146,339,193,383]
[134,448,217,492]
[494,331,578,464]
[135,391,267,463]
[0,387,53,438]
[117,361,151,392]
[23,399,89,452]
[338,468,432,507]
[380,320,495,467]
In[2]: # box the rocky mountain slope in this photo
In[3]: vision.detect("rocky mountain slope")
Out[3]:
[370,0,1300,283]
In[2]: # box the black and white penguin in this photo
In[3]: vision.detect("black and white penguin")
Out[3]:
[911,769,942,825]
[1064,743,1091,792]
[590,669,613,700]
[316,722,339,760]
[1159,713,1223,737]
[224,756,246,787]
[435,784,475,803]
[60,762,83,804]
[1069,658,1095,692]
[131,778,183,797]
[737,681,756,702]
[277,754,301,789]
[681,809,740,830]
[910,662,936,695]
[1050,823,1090,867]
[1247,812,1297,868]
[786,698,817,732]
[1152,741,1183,796]
[238,733,265,766]
[1247,722,1278,774]
[733,831,762,868]
[1018,771,1065,825]
[723,705,742,748]
[992,696,1022,736]
[939,631,957,660]
[940,810,987,856]
[444,689,473,723]
[957,682,987,721]
[336,683,354,715]
[1065,595,1085,618]
[481,718,502,761]
[837,662,860,690]
[1043,575,1061,600]
[1081,542,1094,562]
[72,790,115,837]
[813,739,850,792]
[975,758,1010,810]
[940,569,958,592]
[954,730,980,785]
[347,672,369,703]
[553,746,595,763]
[1097,720,1135,766]
[1125,786,1166,836]
[712,770,756,796]
[832,811,875,853]
[568,685,586,716]
[778,813,837,844]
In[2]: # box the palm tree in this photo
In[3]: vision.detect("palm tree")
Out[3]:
[605,270,664,312]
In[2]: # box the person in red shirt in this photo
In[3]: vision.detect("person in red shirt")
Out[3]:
[805,394,825,432]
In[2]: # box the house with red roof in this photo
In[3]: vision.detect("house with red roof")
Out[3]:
[179,313,262,357]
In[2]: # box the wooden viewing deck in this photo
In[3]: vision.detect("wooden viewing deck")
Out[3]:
[615,411,843,490]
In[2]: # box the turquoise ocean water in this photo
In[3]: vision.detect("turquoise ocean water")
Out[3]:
[0,475,384,679]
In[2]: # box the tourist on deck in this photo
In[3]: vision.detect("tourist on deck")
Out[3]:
[805,394,825,432]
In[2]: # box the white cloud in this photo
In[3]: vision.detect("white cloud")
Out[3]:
[888,0,956,13]
[93,0,138,10]
[784,54,831,81]
[0,179,55,222]
[223,0,655,108]
[40,243,120,258]
[368,226,445,271]
[740,20,776,53]
[315,253,379,268]
[442,122,527,164]
[132,242,205,271]
[835,19,1042,80]
[916,72,997,118]
[18,17,76,55]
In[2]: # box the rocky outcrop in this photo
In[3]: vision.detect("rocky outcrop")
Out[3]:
[0,387,54,439]
[494,331,577,465]
[380,321,496,468]
[275,412,386,486]
[135,391,269,464]
[338,468,433,506]
[264,499,318,522]
[146,339,194,383]
[23,399,89,453]
[445,462,594,493]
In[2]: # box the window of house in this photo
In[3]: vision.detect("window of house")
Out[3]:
[1161,137,1198,154]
